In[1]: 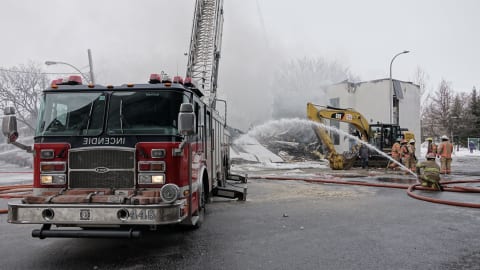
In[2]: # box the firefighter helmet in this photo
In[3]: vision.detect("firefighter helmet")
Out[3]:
[426,137,433,141]
[441,135,449,140]
[401,139,407,144]
[409,139,415,144]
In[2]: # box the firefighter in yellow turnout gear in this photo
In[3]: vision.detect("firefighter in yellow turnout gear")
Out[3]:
[389,137,402,170]
[437,135,454,174]
[416,153,443,191]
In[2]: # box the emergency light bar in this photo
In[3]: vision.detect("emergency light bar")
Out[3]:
[173,76,184,84]
[149,74,162,84]
[50,76,83,87]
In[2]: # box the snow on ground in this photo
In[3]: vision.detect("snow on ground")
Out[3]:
[231,135,284,163]
[420,143,480,158]
[0,160,32,185]
[230,133,329,174]
[231,160,329,174]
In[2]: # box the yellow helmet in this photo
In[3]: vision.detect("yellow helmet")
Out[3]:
[426,137,433,141]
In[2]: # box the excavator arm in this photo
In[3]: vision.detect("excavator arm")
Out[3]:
[315,105,371,141]
[307,103,359,170]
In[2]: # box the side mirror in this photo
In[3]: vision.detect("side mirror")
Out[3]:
[178,103,195,136]
[2,107,19,143]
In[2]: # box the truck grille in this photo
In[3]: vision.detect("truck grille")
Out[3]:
[68,147,135,189]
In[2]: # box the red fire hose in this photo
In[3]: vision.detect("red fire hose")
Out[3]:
[407,180,480,208]
[0,184,33,214]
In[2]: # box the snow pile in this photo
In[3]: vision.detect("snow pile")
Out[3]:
[231,134,284,163]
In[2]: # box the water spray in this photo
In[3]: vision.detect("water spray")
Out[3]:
[235,118,417,177]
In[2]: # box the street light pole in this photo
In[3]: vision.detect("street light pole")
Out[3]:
[45,60,91,83]
[389,50,410,124]
[87,49,95,84]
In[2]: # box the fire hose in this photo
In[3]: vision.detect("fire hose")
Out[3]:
[250,176,480,208]
[0,184,32,214]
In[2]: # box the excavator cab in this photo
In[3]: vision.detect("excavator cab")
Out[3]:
[368,124,401,152]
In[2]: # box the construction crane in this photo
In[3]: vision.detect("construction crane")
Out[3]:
[186,0,224,109]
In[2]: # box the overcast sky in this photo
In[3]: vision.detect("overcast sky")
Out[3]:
[1,0,478,130]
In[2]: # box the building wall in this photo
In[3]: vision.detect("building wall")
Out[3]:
[324,79,421,156]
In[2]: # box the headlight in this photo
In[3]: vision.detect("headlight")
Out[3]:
[160,184,179,203]
[40,174,66,185]
[138,173,165,185]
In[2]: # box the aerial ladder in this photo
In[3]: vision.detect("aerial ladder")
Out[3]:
[186,0,224,109]
[186,0,247,199]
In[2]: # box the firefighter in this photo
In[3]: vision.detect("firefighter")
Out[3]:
[425,137,437,158]
[406,139,417,171]
[400,139,409,164]
[389,137,402,170]
[416,153,443,191]
[437,135,454,174]
[358,142,369,169]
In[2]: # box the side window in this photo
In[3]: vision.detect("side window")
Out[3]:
[194,101,200,134]
[195,102,204,139]
[206,112,211,135]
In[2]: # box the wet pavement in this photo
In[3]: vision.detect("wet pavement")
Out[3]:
[0,155,479,269]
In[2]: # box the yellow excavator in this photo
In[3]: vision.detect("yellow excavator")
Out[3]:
[307,102,415,170]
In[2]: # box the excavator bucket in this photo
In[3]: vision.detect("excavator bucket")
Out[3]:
[341,151,358,170]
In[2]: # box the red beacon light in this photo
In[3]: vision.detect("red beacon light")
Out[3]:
[173,76,184,84]
[184,77,193,86]
[149,74,161,84]
[183,77,203,96]
[184,77,200,89]
[50,78,64,86]
[66,75,82,85]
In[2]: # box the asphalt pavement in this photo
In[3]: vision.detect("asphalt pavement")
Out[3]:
[0,156,479,270]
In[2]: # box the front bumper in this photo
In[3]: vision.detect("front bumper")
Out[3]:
[8,200,187,226]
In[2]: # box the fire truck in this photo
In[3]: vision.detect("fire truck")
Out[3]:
[2,0,246,239]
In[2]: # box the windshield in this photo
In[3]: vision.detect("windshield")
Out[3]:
[36,90,189,137]
[107,91,189,135]
[36,92,106,136]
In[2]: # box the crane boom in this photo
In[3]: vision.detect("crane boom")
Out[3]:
[186,0,224,108]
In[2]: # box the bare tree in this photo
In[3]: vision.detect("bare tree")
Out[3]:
[412,66,432,116]
[424,79,454,137]
[0,62,48,133]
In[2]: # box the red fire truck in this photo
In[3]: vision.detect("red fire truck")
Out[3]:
[2,0,246,239]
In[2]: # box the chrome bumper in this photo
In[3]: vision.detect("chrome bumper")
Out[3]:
[8,200,187,226]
